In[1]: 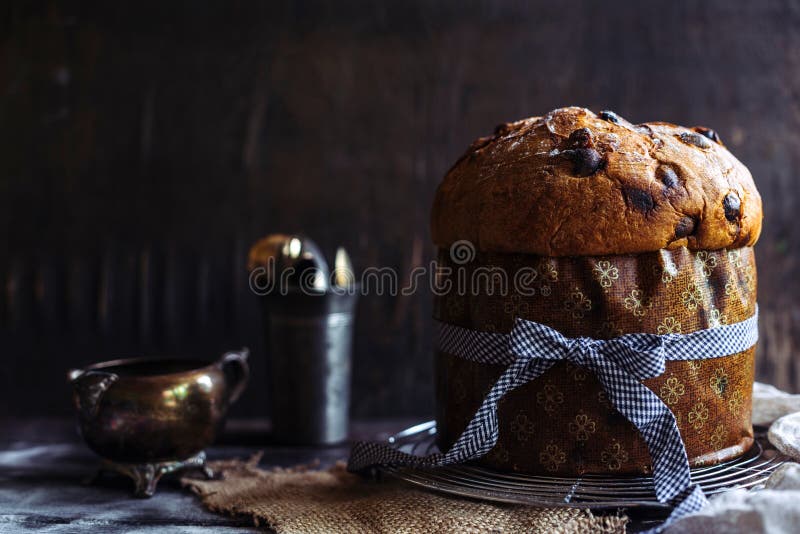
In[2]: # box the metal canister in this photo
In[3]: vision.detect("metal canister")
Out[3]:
[261,289,358,445]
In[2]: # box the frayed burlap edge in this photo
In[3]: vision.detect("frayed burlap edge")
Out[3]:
[182,453,627,534]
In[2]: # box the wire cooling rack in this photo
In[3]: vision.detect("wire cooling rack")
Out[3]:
[379,421,789,510]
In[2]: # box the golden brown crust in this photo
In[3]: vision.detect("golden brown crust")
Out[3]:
[431,107,762,255]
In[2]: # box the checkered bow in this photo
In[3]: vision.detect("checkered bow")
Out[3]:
[349,309,759,532]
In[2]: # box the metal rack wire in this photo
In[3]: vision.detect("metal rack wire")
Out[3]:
[380,421,789,509]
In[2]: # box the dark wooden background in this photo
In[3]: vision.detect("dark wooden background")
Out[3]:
[2,0,799,418]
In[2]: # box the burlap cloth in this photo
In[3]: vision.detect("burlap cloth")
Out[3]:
[182,453,627,533]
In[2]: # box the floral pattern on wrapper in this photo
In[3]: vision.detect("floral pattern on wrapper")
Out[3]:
[434,246,757,475]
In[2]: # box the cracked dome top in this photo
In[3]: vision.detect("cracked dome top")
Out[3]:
[431,107,762,256]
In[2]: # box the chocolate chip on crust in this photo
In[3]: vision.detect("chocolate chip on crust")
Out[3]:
[560,148,604,177]
[657,166,680,189]
[599,110,621,124]
[678,131,713,149]
[693,126,722,144]
[674,216,696,238]
[623,187,656,213]
[568,127,594,148]
[723,192,741,222]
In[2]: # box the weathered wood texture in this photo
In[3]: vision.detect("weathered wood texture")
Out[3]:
[0,417,410,533]
[1,0,799,417]
[0,417,661,532]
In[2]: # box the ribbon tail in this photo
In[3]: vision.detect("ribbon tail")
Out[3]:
[641,484,709,534]
[442,357,555,464]
[592,366,691,501]
[589,360,709,529]
[347,439,445,473]
[347,357,556,473]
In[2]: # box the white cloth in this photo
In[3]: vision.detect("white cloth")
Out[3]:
[665,463,800,534]
[752,382,800,426]
[768,412,800,459]
[666,382,800,533]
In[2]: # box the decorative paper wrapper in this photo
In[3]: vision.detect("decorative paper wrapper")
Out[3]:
[434,246,757,475]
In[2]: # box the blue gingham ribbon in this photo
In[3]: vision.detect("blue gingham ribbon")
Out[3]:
[348,309,758,532]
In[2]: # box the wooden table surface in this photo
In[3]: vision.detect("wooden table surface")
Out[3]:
[0,418,418,533]
[1,417,663,533]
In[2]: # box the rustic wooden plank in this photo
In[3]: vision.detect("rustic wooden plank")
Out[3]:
[0,417,423,533]
[0,0,798,421]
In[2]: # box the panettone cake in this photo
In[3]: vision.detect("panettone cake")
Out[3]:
[431,106,762,475]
